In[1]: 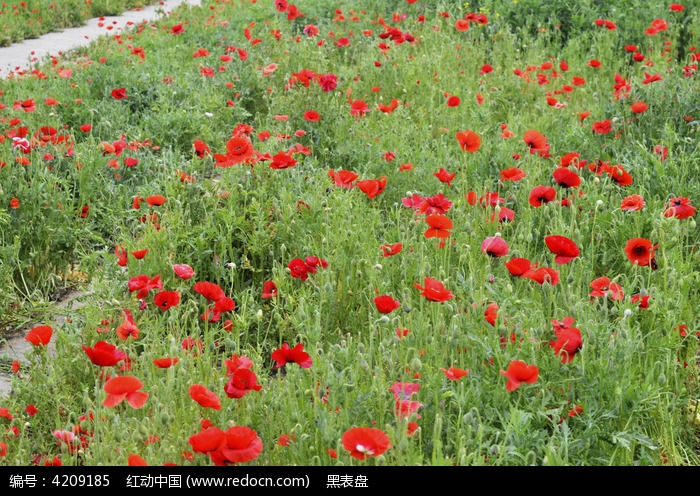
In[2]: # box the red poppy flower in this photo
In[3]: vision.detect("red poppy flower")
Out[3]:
[414,193,453,215]
[434,167,456,186]
[111,88,128,100]
[349,99,370,118]
[357,176,387,199]
[664,197,696,219]
[377,98,399,113]
[145,195,167,207]
[624,238,657,267]
[630,101,648,114]
[172,263,195,279]
[82,341,127,367]
[193,281,226,302]
[224,367,262,399]
[288,258,311,281]
[189,426,226,457]
[523,129,548,154]
[341,427,391,460]
[504,257,532,276]
[446,95,461,107]
[0,442,6,457]
[589,276,624,300]
[550,327,583,363]
[103,376,148,409]
[128,274,163,299]
[211,426,264,466]
[484,301,499,326]
[441,367,469,380]
[500,167,526,182]
[128,454,148,466]
[414,277,454,302]
[621,194,646,211]
[153,290,181,310]
[271,343,313,369]
[269,150,297,169]
[261,280,278,299]
[25,325,52,346]
[328,169,359,188]
[455,130,481,152]
[500,360,539,392]
[130,249,147,260]
[214,136,256,167]
[374,295,401,314]
[152,357,178,368]
[116,309,140,340]
[9,198,20,209]
[380,243,403,257]
[424,214,453,239]
[528,185,557,207]
[606,164,633,186]
[481,236,509,257]
[304,110,320,122]
[591,120,612,134]
[553,167,581,188]
[189,384,222,410]
[193,139,210,158]
[545,235,580,264]
[524,267,560,286]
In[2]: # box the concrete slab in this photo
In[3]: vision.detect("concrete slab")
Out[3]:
[0,0,202,78]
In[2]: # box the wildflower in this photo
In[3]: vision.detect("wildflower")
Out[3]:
[153,291,181,310]
[553,167,580,188]
[414,277,454,302]
[357,176,387,199]
[328,169,359,188]
[500,360,539,392]
[152,357,178,368]
[25,325,52,347]
[455,130,481,152]
[481,236,509,257]
[193,281,226,302]
[189,425,263,466]
[664,197,695,219]
[441,367,469,380]
[528,185,557,207]
[341,427,391,460]
[172,263,195,279]
[349,99,370,118]
[620,194,645,211]
[111,88,128,100]
[214,136,256,167]
[82,341,127,367]
[544,235,580,264]
[630,101,648,114]
[224,367,262,399]
[500,167,526,182]
[424,214,452,239]
[271,343,313,369]
[374,295,401,314]
[189,384,222,410]
[589,276,624,300]
[103,376,148,409]
[624,238,657,267]
[261,281,278,299]
[380,243,403,257]
[550,327,583,363]
[523,129,549,155]
[116,310,140,340]
[434,167,456,186]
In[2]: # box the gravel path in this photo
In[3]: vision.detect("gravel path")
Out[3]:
[0,0,202,77]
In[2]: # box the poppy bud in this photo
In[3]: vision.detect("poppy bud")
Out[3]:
[410,357,422,371]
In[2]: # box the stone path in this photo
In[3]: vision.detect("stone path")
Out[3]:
[0,0,202,77]
[0,290,86,397]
